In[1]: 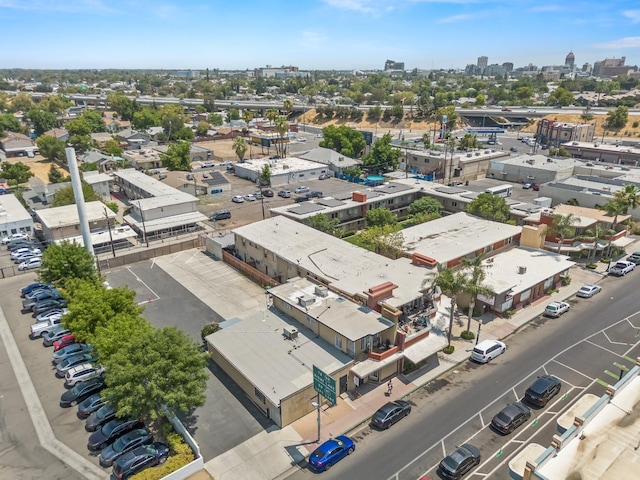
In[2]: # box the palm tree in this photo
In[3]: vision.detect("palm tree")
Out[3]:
[283,99,293,118]
[613,184,640,215]
[599,199,627,257]
[275,116,289,158]
[583,224,606,260]
[242,110,254,158]
[461,255,495,335]
[548,213,579,254]
[434,268,468,348]
[232,136,247,162]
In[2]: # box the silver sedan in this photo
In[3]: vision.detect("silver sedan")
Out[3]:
[576,284,602,298]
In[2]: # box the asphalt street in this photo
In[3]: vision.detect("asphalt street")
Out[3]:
[285,270,640,480]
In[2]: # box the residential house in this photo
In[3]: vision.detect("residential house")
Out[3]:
[116,128,150,149]
[36,200,117,244]
[81,149,120,172]
[0,132,37,157]
[42,128,69,142]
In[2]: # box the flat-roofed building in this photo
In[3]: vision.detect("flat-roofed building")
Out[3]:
[298,147,360,176]
[36,201,116,243]
[536,119,595,148]
[563,141,640,166]
[113,169,208,239]
[478,247,574,315]
[233,157,327,187]
[82,171,112,201]
[0,194,34,238]
[486,154,582,185]
[270,182,422,231]
[206,306,353,428]
[402,212,522,269]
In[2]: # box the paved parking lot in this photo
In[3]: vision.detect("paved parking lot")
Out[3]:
[393,312,640,480]
[102,250,274,460]
[0,273,108,479]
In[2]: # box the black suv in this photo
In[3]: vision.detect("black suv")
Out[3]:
[211,210,231,221]
[524,375,561,407]
[111,441,170,479]
[60,377,106,408]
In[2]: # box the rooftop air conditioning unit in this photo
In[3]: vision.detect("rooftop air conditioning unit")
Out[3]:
[298,294,315,308]
[517,266,527,274]
[315,285,329,297]
[283,326,298,340]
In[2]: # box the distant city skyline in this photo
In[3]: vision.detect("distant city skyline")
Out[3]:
[1,0,639,71]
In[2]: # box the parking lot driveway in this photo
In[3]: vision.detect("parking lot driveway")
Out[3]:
[0,274,105,480]
[103,252,271,459]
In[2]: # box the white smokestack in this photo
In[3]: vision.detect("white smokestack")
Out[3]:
[65,147,95,256]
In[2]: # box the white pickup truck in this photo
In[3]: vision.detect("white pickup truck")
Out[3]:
[30,317,62,339]
[609,260,635,276]
[544,301,570,318]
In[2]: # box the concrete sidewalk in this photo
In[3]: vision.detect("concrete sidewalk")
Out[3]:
[204,256,616,480]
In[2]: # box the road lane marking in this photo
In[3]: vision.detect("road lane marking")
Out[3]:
[550,359,595,383]
[397,312,640,480]
[603,330,631,346]
[585,339,622,356]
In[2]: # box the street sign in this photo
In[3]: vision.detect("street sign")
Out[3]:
[313,365,336,405]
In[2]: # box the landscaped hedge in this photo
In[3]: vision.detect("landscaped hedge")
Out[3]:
[130,432,195,480]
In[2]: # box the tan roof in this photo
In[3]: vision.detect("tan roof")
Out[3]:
[553,204,631,224]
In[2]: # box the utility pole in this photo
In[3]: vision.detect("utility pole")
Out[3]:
[104,207,116,258]
[137,201,149,247]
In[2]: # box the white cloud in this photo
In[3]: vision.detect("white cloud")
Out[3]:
[438,13,472,23]
[595,36,640,49]
[301,31,328,48]
[320,0,478,13]
[0,0,114,14]
[529,5,564,12]
[623,10,640,23]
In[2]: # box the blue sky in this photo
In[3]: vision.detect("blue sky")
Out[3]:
[1,0,639,71]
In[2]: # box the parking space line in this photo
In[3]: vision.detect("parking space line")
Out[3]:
[126,266,160,301]
[512,387,520,401]
[603,330,631,346]
[542,365,549,375]
[479,412,485,428]
[441,439,447,457]
[550,359,594,383]
[585,339,622,356]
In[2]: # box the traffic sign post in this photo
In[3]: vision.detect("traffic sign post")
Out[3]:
[312,366,337,443]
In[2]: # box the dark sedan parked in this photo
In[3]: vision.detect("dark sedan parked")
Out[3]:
[86,404,117,432]
[20,282,52,297]
[439,443,481,479]
[111,442,170,479]
[60,377,106,408]
[88,418,145,451]
[99,428,153,467]
[491,402,531,434]
[31,298,67,316]
[77,394,106,419]
[524,375,562,407]
[371,400,412,429]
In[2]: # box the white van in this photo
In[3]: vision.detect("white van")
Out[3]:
[471,340,506,364]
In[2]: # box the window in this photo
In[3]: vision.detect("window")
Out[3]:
[452,201,458,207]
[361,337,369,351]
[347,340,355,356]
[544,277,554,289]
[254,388,266,403]
[306,315,315,327]
[334,336,343,350]
[520,289,531,302]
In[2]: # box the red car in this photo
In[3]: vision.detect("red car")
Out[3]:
[54,334,76,351]
[533,184,540,191]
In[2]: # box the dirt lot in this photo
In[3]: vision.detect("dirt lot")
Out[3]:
[4,155,62,185]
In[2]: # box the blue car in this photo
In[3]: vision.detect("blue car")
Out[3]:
[20,282,52,297]
[308,435,355,472]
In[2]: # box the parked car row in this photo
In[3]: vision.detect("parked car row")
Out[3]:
[3,234,44,270]
[18,281,172,479]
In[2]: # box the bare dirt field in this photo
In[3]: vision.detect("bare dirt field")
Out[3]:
[4,155,63,185]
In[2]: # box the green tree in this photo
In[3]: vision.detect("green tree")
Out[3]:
[606,106,629,129]
[437,105,458,130]
[466,193,510,223]
[227,108,240,122]
[274,116,289,158]
[232,136,248,162]
[196,121,211,137]
[367,106,382,122]
[27,109,59,136]
[408,197,444,216]
[307,214,342,237]
[107,93,140,121]
[548,213,579,254]
[433,268,468,347]
[460,255,495,335]
[48,163,67,183]
[0,113,22,135]
[258,164,271,187]
[161,141,191,171]
[101,326,208,422]
[366,206,397,227]
[132,107,161,130]
[68,134,93,154]
[475,93,486,107]
[283,99,293,117]
[36,135,66,162]
[341,166,362,179]
[81,110,106,133]
[319,125,365,159]
[63,279,143,344]
[39,240,99,288]
[1,161,33,185]
[208,113,223,126]
[66,117,92,137]
[548,87,574,106]
[613,184,640,214]
[360,224,404,257]
[458,133,482,151]
[38,94,69,114]
[10,92,35,112]
[103,138,123,157]
[105,201,119,214]
[362,132,401,172]
[51,182,99,206]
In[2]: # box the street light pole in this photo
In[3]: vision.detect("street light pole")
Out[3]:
[313,393,321,443]
[104,207,116,258]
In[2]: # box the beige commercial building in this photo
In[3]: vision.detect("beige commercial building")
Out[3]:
[36,201,116,243]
